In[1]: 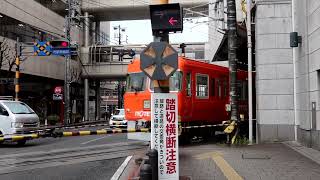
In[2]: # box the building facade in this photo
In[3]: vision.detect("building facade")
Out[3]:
[255,0,320,150]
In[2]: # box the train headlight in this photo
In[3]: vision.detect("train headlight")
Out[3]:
[143,100,151,109]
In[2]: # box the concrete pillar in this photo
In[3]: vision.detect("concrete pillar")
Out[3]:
[84,12,90,121]
[95,80,101,121]
[84,78,89,121]
[92,21,96,45]
[84,12,90,47]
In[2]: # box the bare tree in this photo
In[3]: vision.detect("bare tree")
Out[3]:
[0,37,17,78]
[69,65,82,84]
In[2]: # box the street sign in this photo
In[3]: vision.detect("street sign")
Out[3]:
[151,93,179,180]
[0,78,14,85]
[33,40,51,56]
[53,94,63,101]
[52,49,71,56]
[140,42,178,80]
[149,3,183,34]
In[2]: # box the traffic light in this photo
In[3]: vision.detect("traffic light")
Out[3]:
[149,3,183,35]
[50,40,69,49]
[49,39,71,56]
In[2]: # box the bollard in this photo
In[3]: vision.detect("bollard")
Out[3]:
[147,149,158,180]
[140,163,152,180]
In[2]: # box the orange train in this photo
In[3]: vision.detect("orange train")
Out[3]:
[124,57,249,137]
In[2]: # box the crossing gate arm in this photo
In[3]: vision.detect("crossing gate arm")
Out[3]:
[0,134,39,142]
[53,128,150,137]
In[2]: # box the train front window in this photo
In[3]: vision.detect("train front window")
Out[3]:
[126,72,146,92]
[150,71,182,91]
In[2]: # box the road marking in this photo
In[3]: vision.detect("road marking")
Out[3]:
[212,154,243,180]
[194,151,243,180]
[111,156,132,180]
[81,136,110,145]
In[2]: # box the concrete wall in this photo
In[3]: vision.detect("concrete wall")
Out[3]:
[255,0,294,142]
[294,0,320,150]
[0,0,64,37]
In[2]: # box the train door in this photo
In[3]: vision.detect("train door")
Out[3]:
[183,72,193,119]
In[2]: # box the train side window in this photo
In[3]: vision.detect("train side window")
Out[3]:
[211,78,215,97]
[196,74,209,98]
[223,78,228,98]
[186,73,191,96]
[217,79,222,97]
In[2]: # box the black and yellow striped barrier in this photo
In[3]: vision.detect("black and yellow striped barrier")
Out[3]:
[53,128,150,137]
[0,134,39,142]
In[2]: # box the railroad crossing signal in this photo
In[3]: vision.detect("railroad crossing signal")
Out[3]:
[33,40,51,56]
[140,42,178,80]
[50,40,71,56]
[149,3,183,35]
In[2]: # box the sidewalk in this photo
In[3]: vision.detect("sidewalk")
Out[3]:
[121,142,320,180]
[179,142,320,180]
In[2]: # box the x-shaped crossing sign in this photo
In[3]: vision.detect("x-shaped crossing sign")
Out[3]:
[140,42,178,80]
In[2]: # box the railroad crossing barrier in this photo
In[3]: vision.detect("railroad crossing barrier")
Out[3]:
[0,134,39,142]
[52,128,150,137]
[0,128,150,143]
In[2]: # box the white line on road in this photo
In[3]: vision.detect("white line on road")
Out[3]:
[81,135,110,145]
[111,156,133,180]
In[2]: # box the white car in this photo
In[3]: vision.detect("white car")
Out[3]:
[109,109,127,128]
[0,100,40,145]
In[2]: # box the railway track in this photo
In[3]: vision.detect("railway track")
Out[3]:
[0,141,148,175]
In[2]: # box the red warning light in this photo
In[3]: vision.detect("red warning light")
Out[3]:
[61,41,68,47]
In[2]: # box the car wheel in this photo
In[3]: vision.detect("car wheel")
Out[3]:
[17,140,26,146]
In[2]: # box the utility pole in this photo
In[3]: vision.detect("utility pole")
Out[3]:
[227,0,238,123]
[113,25,126,45]
[15,37,21,101]
[64,0,72,125]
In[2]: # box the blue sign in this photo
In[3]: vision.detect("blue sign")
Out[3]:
[34,40,52,56]
[52,49,71,56]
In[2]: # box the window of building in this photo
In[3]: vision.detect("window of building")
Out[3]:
[196,74,209,98]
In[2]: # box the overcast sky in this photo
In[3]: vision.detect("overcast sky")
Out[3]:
[110,17,208,45]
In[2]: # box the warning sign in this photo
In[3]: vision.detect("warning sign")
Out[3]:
[151,93,179,180]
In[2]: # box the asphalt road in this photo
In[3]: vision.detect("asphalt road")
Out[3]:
[0,126,149,180]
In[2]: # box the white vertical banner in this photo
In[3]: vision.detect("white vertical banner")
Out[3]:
[151,93,179,180]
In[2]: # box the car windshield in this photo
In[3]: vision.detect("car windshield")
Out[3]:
[114,109,124,115]
[3,102,35,114]
[126,72,145,92]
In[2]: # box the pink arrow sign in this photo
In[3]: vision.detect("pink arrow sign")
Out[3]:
[168,17,178,26]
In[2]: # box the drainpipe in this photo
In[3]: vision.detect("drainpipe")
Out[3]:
[291,0,298,141]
